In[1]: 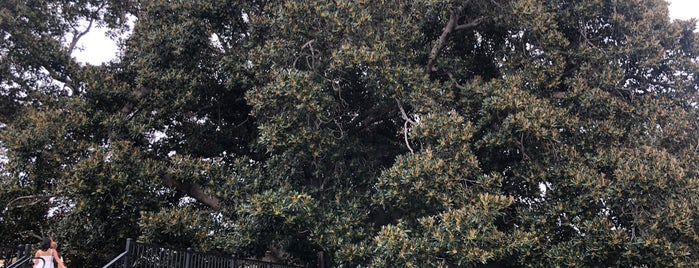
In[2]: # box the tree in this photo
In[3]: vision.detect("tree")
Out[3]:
[0,0,133,259]
[371,0,699,266]
[1,0,698,267]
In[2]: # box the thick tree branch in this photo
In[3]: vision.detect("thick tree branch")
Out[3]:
[68,19,94,54]
[162,174,221,209]
[427,1,485,73]
[427,8,460,73]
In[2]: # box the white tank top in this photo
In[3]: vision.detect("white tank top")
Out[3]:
[37,249,55,268]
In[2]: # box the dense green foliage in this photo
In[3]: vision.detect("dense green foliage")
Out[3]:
[1,0,698,267]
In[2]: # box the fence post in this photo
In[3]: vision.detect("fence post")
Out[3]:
[14,244,23,261]
[122,238,133,268]
[185,248,192,268]
[22,244,30,258]
[21,244,31,268]
[229,255,236,268]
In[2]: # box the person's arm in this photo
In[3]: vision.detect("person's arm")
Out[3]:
[52,250,67,268]
[33,252,39,268]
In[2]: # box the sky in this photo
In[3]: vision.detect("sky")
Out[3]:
[668,0,699,22]
[71,1,699,65]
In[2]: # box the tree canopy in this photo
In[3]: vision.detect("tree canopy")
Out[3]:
[1,0,698,267]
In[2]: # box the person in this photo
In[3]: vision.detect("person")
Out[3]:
[50,238,64,267]
[34,237,66,268]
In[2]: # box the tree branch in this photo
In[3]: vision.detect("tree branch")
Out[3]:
[4,195,52,210]
[395,98,417,153]
[427,1,485,73]
[625,74,674,90]
[68,19,94,54]
[162,174,221,209]
[403,120,413,154]
[67,2,108,54]
[427,8,461,73]
[395,98,416,125]
[454,16,485,31]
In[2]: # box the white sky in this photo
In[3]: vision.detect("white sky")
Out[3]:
[668,0,698,22]
[71,30,120,65]
[71,1,699,65]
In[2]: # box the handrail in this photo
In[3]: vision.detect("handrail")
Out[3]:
[4,244,32,268]
[6,256,41,268]
[103,238,304,268]
[101,251,127,268]
[5,256,30,268]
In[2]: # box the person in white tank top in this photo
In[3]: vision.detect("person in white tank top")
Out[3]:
[34,238,66,268]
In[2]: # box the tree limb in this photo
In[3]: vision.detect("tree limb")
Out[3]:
[395,98,417,153]
[29,231,43,240]
[403,120,413,154]
[347,104,383,129]
[67,2,108,54]
[162,174,221,209]
[395,98,416,125]
[4,195,52,210]
[454,16,485,31]
[625,74,674,90]
[427,1,485,72]
[68,19,94,54]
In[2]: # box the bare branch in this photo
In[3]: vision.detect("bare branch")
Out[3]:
[488,0,504,9]
[67,2,108,54]
[29,231,43,240]
[403,120,414,154]
[395,98,417,125]
[625,74,674,89]
[5,195,52,210]
[395,98,417,153]
[427,1,486,73]
[347,103,384,129]
[427,8,461,72]
[514,132,530,161]
[68,19,94,54]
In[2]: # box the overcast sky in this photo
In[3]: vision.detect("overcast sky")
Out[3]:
[71,1,699,65]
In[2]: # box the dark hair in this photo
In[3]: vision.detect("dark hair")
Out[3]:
[40,237,51,251]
